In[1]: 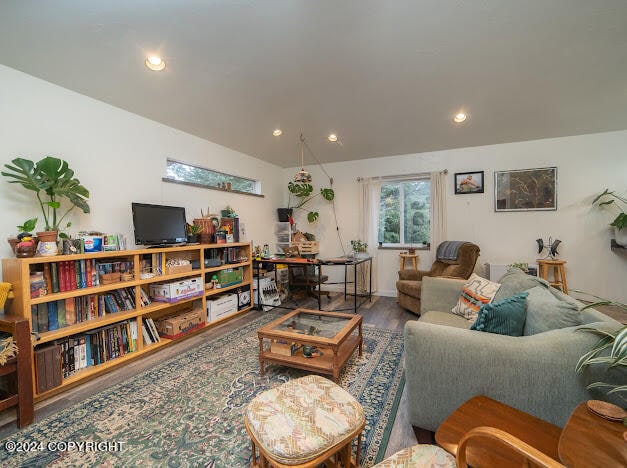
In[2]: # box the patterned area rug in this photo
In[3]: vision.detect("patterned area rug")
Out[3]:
[1,311,405,467]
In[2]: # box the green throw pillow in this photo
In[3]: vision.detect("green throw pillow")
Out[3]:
[493,267,549,302]
[470,292,528,336]
[523,285,583,335]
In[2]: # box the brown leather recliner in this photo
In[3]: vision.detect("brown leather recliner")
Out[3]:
[396,242,480,315]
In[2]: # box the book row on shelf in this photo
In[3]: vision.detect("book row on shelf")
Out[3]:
[30,258,134,298]
[36,318,163,393]
[30,288,151,334]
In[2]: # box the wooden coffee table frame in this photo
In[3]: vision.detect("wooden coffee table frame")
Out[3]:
[257,308,362,382]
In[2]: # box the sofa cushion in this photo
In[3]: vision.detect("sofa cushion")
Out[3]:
[419,310,474,329]
[451,274,501,321]
[470,292,528,336]
[524,285,583,335]
[493,268,549,302]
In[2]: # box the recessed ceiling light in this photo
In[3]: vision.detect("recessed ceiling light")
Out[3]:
[145,55,166,71]
[272,129,282,137]
[453,112,467,123]
[328,133,338,142]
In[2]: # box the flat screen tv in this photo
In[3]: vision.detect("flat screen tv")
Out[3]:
[132,202,187,246]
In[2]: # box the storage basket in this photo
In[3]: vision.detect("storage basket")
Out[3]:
[294,241,319,255]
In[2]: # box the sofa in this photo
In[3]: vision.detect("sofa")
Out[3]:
[404,270,624,431]
[396,242,480,314]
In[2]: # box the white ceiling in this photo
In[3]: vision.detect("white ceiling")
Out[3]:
[1,1,627,167]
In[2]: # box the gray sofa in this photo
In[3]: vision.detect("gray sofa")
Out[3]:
[404,273,623,431]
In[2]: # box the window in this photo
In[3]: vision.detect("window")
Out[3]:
[378,178,430,246]
[163,159,261,196]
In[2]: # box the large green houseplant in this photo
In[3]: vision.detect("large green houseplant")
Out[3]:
[2,156,90,240]
[287,181,334,223]
[575,293,626,401]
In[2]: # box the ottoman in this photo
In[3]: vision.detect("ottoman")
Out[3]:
[244,374,366,467]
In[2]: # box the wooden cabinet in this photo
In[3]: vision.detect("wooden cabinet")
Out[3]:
[2,242,252,402]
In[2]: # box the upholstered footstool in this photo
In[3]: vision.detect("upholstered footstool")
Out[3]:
[244,374,366,467]
[373,444,456,467]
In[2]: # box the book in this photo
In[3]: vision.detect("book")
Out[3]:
[129,321,138,352]
[47,301,58,331]
[147,318,161,342]
[37,303,49,333]
[69,261,77,290]
[86,259,92,287]
[43,263,53,296]
[31,305,39,333]
[141,321,153,345]
[50,262,60,293]
[80,259,87,288]
[57,299,66,328]
[65,298,76,325]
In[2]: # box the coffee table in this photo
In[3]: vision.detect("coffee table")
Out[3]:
[257,308,362,382]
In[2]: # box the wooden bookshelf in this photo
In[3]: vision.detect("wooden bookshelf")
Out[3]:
[2,242,253,402]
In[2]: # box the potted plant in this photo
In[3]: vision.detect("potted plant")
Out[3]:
[286,181,334,223]
[575,293,626,401]
[186,223,203,244]
[350,240,368,258]
[592,188,627,247]
[2,157,90,250]
[7,218,37,254]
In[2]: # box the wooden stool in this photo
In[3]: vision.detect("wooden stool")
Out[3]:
[536,259,568,294]
[400,253,418,270]
[244,375,365,468]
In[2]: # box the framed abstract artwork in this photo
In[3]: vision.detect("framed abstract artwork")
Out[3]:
[454,171,484,194]
[494,167,557,211]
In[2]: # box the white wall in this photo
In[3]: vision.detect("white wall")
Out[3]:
[284,131,627,303]
[0,65,283,280]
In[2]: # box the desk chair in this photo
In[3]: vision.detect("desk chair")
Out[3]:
[289,265,329,299]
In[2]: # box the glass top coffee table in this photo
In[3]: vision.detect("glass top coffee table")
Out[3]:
[257,308,363,383]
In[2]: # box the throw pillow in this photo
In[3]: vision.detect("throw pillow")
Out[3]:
[523,285,583,335]
[451,274,502,321]
[470,292,528,336]
[493,267,550,302]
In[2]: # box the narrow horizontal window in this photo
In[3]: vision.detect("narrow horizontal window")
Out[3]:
[163,159,262,196]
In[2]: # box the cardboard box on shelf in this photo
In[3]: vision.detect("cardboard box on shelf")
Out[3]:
[149,277,203,302]
[206,293,238,322]
[270,340,301,356]
[155,308,206,340]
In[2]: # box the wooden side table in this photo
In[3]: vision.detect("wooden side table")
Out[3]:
[537,259,568,294]
[400,253,418,270]
[435,395,562,467]
[558,402,627,467]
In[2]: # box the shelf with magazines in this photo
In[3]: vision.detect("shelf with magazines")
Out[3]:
[2,242,253,402]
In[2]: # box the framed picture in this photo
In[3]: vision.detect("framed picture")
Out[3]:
[495,167,557,211]
[454,171,484,194]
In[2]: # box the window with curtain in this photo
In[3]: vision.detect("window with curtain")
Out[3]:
[163,159,261,195]
[378,177,431,246]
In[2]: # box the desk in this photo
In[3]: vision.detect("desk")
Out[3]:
[435,395,561,467]
[253,257,372,313]
[559,402,627,467]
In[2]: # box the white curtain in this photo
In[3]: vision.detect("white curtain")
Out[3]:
[358,177,381,293]
[430,171,447,262]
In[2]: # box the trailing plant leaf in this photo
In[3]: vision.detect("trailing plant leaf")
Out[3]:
[287,181,334,223]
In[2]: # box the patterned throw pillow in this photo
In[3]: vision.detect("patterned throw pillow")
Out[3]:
[470,292,528,336]
[451,273,501,321]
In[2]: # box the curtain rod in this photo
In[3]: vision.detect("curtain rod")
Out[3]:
[357,169,447,182]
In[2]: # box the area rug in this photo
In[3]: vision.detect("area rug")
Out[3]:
[0,310,405,467]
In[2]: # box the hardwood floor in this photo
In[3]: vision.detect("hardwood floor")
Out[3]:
[0,295,420,459]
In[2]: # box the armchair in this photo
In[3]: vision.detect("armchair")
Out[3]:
[396,241,480,314]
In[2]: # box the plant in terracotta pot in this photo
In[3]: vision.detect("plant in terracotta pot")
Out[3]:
[592,188,626,247]
[2,157,90,248]
[7,217,38,254]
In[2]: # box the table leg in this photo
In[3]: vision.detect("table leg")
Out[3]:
[354,263,358,313]
[559,264,568,294]
[358,322,363,356]
[258,337,265,376]
[333,347,340,382]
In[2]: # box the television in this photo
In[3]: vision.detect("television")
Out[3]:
[132,203,187,246]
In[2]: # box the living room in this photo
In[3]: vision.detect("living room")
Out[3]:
[1,2,626,466]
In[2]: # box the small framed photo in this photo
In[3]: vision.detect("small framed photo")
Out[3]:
[454,171,484,194]
[495,167,557,211]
